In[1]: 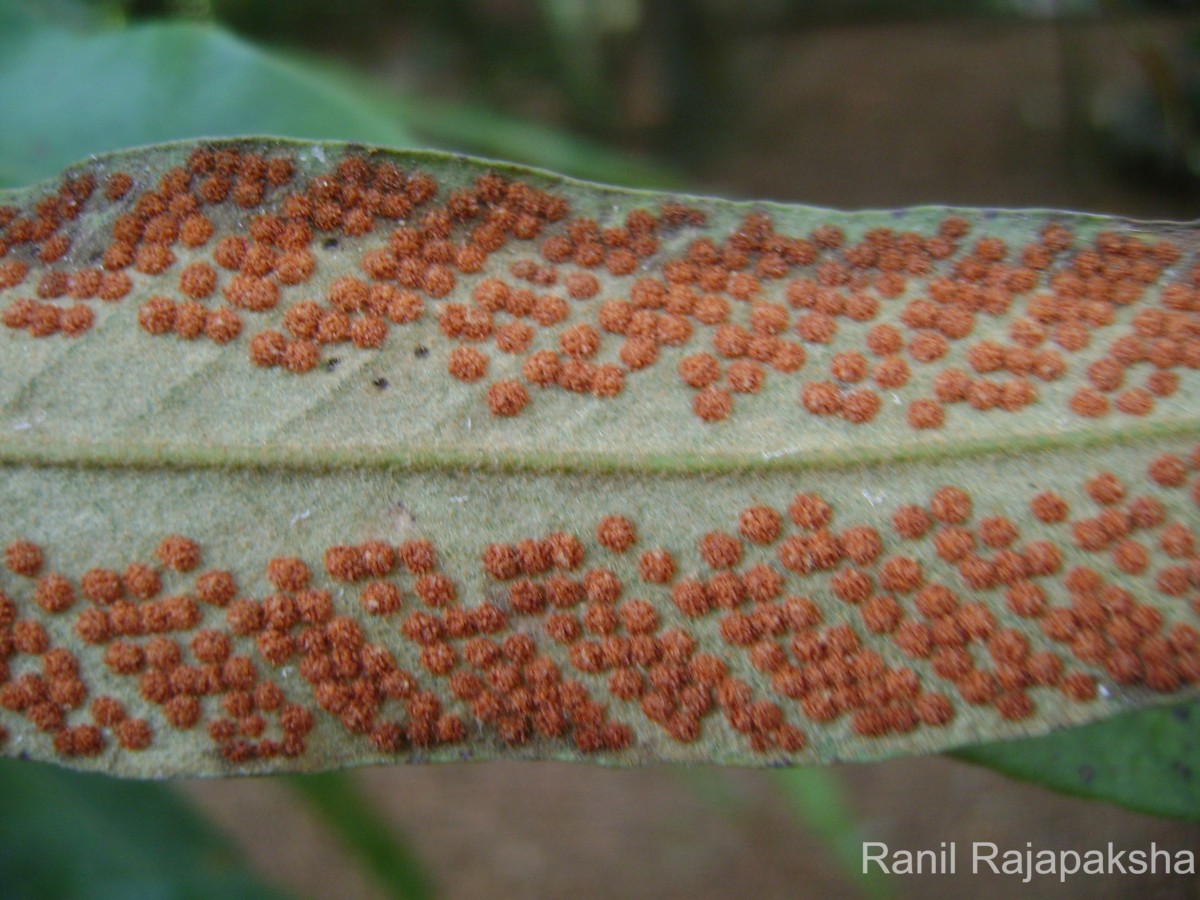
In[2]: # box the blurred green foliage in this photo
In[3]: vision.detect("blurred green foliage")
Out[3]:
[41,0,1198,192]
[0,0,417,187]
[287,771,434,900]
[0,0,678,188]
[10,0,1199,187]
[776,769,891,899]
[956,702,1200,823]
[0,757,292,900]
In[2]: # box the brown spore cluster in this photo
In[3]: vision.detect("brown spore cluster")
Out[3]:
[5,142,1194,428]
[3,440,1197,766]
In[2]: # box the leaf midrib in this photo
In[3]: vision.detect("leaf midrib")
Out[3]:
[0,416,1194,477]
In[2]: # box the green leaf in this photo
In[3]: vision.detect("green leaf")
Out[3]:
[954,700,1200,821]
[0,139,1197,780]
[0,756,292,898]
[776,769,890,898]
[0,0,677,191]
[287,770,433,900]
[0,8,415,188]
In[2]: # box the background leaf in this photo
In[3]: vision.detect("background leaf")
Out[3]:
[0,756,293,899]
[955,699,1200,822]
[0,2,416,188]
[775,769,891,898]
[287,770,434,900]
[0,0,677,191]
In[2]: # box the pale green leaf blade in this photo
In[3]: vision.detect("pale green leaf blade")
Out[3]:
[0,139,1197,779]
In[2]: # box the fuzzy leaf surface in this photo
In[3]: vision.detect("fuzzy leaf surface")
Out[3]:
[0,140,1197,781]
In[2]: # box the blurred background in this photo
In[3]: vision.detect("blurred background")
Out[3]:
[1,0,1200,897]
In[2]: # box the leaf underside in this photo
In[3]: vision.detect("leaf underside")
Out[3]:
[0,138,1197,778]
